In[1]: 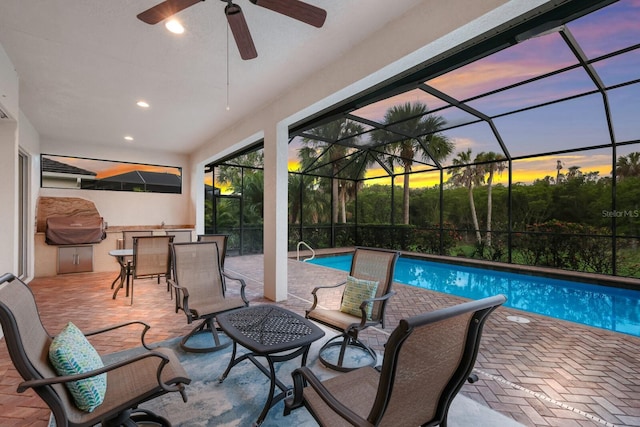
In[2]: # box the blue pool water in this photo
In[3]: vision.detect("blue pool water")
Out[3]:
[308,254,640,337]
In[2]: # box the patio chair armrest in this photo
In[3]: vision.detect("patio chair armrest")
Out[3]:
[285,367,373,427]
[17,351,176,393]
[168,279,190,313]
[307,281,347,313]
[83,321,152,350]
[222,271,249,305]
[311,281,347,294]
[360,290,396,308]
[352,290,397,328]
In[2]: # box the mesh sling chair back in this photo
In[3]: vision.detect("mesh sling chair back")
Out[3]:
[0,273,190,427]
[164,229,193,243]
[169,241,249,353]
[110,230,153,291]
[130,235,174,303]
[286,294,507,427]
[122,230,153,250]
[196,234,230,290]
[197,234,229,269]
[306,247,400,371]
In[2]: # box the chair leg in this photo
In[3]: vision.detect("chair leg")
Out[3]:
[317,333,377,372]
[102,408,170,427]
[130,408,172,426]
[180,318,232,353]
[165,274,173,299]
[337,336,349,366]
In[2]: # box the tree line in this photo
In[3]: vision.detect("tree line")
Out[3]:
[210,102,640,276]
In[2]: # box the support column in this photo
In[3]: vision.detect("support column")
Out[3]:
[262,121,288,301]
[0,121,18,276]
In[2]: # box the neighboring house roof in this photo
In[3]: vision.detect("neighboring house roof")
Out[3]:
[42,157,97,177]
[101,170,181,187]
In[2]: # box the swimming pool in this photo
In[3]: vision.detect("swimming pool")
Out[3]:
[307,254,640,338]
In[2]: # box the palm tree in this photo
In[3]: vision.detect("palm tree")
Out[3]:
[303,178,331,224]
[476,151,507,247]
[448,148,484,244]
[334,153,370,223]
[300,119,366,224]
[556,160,564,184]
[240,169,264,225]
[372,102,453,224]
[295,147,332,224]
[288,173,317,224]
[566,165,582,181]
[615,152,640,180]
[217,150,264,193]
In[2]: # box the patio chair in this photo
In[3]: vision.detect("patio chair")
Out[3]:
[169,241,249,353]
[306,247,399,371]
[110,230,153,290]
[197,234,229,269]
[285,294,507,427]
[122,230,153,255]
[130,235,174,304]
[0,273,190,427]
[165,229,193,243]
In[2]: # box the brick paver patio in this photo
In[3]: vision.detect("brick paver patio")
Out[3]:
[0,253,638,426]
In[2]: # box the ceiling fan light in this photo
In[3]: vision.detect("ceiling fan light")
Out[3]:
[165,19,185,34]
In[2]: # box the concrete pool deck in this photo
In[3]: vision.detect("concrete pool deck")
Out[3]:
[0,253,638,426]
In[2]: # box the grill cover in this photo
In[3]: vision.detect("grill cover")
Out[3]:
[45,216,106,245]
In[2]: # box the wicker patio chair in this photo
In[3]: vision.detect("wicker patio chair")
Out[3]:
[306,247,399,371]
[169,241,249,353]
[286,294,507,427]
[0,273,190,427]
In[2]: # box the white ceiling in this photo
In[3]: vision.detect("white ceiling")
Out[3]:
[0,0,425,154]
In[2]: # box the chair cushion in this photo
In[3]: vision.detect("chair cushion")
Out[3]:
[48,322,107,412]
[340,275,379,320]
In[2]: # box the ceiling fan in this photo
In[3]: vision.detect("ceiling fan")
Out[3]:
[137,0,327,60]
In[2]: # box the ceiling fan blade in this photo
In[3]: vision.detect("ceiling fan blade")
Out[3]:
[225,3,258,60]
[250,0,326,28]
[137,0,204,25]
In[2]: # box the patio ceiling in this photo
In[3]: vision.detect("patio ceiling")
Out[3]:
[288,0,640,182]
[0,0,423,154]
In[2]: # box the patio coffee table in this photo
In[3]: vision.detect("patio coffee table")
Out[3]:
[216,305,325,426]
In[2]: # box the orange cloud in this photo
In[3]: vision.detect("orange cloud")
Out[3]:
[96,163,179,179]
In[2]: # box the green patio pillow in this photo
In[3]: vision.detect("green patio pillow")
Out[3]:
[48,322,107,412]
[340,275,379,320]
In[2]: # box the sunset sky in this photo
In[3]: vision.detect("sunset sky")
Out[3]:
[45,155,181,180]
[287,0,639,188]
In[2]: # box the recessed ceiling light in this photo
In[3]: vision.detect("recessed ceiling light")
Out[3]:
[165,19,184,34]
[136,100,150,108]
[124,136,134,141]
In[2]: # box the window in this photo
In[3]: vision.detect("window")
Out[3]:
[41,154,182,194]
